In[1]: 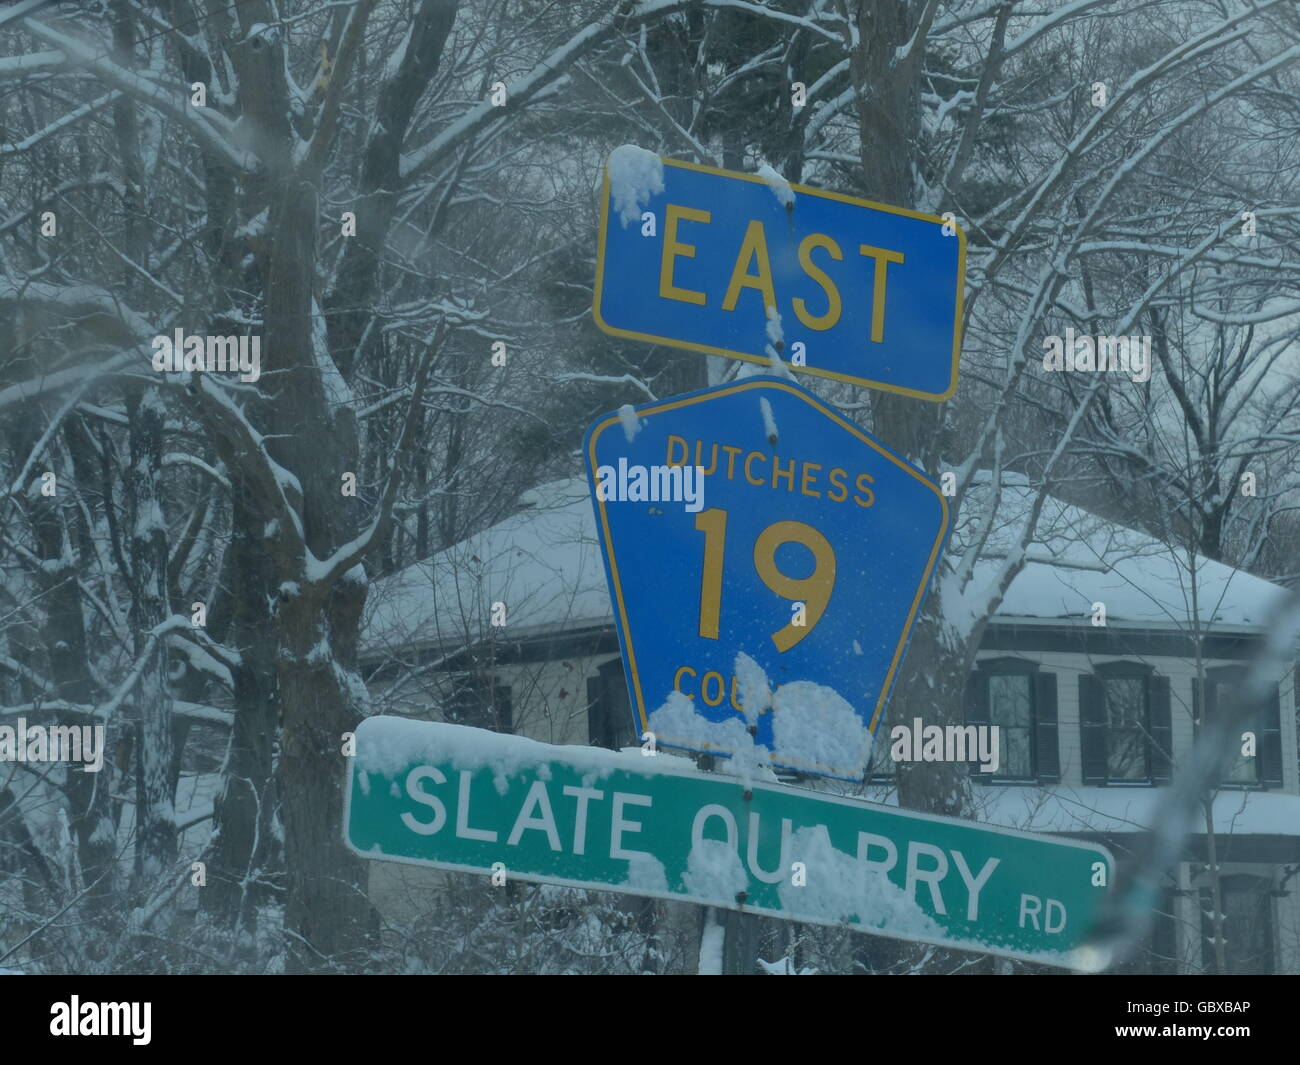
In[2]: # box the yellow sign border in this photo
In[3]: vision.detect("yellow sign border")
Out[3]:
[593,155,966,403]
[586,377,950,777]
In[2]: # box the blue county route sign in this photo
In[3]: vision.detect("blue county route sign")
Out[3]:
[593,153,965,401]
[583,376,950,780]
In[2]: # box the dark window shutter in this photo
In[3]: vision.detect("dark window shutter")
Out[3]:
[589,660,634,750]
[1034,672,1060,783]
[1149,675,1173,783]
[1079,674,1107,784]
[965,672,990,783]
[1260,683,1283,787]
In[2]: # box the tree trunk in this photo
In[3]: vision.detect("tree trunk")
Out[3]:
[125,388,177,886]
[263,177,374,972]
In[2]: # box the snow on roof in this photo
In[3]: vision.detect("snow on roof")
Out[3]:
[363,474,1289,655]
[958,475,1288,629]
[364,477,612,655]
[852,782,1300,838]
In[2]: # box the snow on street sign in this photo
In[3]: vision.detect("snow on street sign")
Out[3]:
[594,149,965,401]
[583,376,949,781]
[344,717,1115,969]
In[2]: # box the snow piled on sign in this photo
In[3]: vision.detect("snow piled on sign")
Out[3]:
[771,681,873,775]
[617,402,642,442]
[623,853,669,894]
[648,690,758,758]
[353,715,697,791]
[778,825,944,939]
[648,655,872,778]
[758,397,778,444]
[609,145,663,227]
[683,837,749,903]
[733,651,771,726]
[756,162,795,208]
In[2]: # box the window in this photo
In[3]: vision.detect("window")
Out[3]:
[964,658,1059,783]
[1080,662,1171,785]
[445,673,512,733]
[989,674,1034,780]
[1212,678,1256,784]
[587,658,634,750]
[1201,875,1275,974]
[1195,666,1283,788]
[1103,675,1149,780]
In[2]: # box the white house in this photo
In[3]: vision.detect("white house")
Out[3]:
[360,475,1300,974]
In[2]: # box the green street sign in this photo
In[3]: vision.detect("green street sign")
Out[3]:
[345,716,1114,968]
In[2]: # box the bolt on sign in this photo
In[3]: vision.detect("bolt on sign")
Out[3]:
[345,718,1115,968]
[594,150,965,401]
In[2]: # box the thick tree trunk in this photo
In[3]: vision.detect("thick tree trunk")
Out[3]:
[12,403,117,917]
[202,487,279,930]
[848,2,984,974]
[325,0,460,382]
[850,0,969,818]
[125,389,177,886]
[264,177,373,972]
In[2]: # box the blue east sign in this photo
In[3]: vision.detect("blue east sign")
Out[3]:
[584,376,950,780]
[594,155,965,401]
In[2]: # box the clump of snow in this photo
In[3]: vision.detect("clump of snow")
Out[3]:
[758,397,778,445]
[770,681,873,776]
[647,690,774,787]
[647,691,754,753]
[648,669,870,779]
[779,825,944,938]
[765,306,784,348]
[756,163,795,208]
[683,837,748,904]
[732,651,771,727]
[353,715,696,791]
[617,403,642,442]
[764,307,793,378]
[765,348,794,379]
[609,145,664,227]
[697,913,725,975]
[623,853,668,893]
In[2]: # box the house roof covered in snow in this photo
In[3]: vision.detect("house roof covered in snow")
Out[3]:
[364,477,612,655]
[362,474,1290,655]
[855,781,1300,838]
[955,472,1289,633]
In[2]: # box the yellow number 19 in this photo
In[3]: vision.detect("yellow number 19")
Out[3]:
[693,508,836,652]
